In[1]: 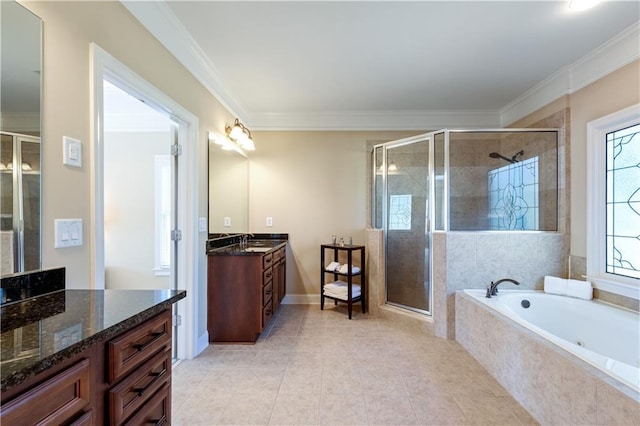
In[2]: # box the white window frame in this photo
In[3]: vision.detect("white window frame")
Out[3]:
[586,103,640,299]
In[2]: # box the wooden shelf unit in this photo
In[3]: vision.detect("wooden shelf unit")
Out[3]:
[320,244,366,319]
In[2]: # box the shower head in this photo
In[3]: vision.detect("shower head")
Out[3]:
[511,150,524,163]
[489,152,515,164]
[489,150,524,164]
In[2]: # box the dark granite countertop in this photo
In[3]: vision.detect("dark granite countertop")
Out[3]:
[0,289,186,392]
[207,240,288,256]
[206,233,288,256]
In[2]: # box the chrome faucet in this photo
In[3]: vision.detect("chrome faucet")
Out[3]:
[240,233,254,250]
[486,278,520,298]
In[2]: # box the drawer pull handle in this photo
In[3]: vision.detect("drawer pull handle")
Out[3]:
[266,272,272,278]
[265,289,272,295]
[133,332,165,352]
[133,369,166,397]
[151,416,167,426]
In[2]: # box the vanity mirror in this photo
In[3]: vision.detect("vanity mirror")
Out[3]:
[1,1,42,275]
[208,140,249,233]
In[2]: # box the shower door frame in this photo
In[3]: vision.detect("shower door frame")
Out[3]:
[374,133,435,315]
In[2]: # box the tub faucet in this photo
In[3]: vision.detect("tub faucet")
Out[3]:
[486,278,520,298]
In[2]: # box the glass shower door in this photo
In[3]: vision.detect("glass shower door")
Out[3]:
[385,139,431,313]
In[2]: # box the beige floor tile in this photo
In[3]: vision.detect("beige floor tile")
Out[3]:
[454,395,525,425]
[319,391,368,425]
[269,392,320,425]
[172,304,536,426]
[410,394,470,425]
[364,393,419,425]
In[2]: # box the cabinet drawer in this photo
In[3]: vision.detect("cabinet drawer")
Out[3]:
[123,382,171,426]
[263,266,273,284]
[274,247,285,261]
[109,347,171,425]
[0,358,91,426]
[108,310,171,383]
[263,280,273,305]
[262,252,273,269]
[262,298,273,328]
[70,409,93,426]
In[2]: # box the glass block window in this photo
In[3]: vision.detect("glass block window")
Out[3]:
[488,157,539,230]
[606,124,640,279]
[389,194,412,230]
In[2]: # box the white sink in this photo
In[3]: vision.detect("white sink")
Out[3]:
[243,247,272,253]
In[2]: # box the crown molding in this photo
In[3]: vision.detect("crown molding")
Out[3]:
[121,0,249,121]
[500,22,640,127]
[248,110,500,131]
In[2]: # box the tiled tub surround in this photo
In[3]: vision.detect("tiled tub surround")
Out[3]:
[433,231,568,338]
[569,254,640,312]
[456,291,640,425]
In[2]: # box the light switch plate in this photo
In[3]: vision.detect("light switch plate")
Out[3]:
[198,217,208,233]
[55,219,83,248]
[63,136,82,167]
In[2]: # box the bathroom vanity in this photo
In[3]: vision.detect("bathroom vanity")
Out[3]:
[207,234,287,343]
[0,288,186,425]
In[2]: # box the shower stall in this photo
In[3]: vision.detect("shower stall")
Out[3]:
[373,129,558,314]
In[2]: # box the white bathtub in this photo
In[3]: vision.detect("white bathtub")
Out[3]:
[463,289,640,393]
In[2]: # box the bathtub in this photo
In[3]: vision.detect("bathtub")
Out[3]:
[463,289,639,392]
[456,289,640,424]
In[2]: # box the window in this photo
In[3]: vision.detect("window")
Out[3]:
[587,104,640,298]
[606,124,640,279]
[488,157,539,230]
[389,194,412,230]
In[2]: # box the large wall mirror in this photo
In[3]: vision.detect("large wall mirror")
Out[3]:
[1,1,42,275]
[208,142,249,234]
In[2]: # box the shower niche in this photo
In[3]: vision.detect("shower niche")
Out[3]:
[373,129,559,314]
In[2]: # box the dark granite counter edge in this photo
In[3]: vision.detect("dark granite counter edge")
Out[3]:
[207,240,288,256]
[1,291,186,392]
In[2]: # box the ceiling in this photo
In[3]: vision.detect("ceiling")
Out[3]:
[124,1,639,130]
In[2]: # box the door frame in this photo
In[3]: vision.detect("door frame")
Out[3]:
[90,43,199,359]
[374,133,435,315]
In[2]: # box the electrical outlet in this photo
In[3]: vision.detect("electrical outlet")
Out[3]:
[266,217,273,227]
[198,217,207,232]
[224,217,231,227]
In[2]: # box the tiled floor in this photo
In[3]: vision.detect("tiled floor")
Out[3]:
[172,304,538,425]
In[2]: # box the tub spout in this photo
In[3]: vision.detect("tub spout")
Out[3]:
[488,278,520,297]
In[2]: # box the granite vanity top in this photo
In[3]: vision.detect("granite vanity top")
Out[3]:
[0,289,186,392]
[206,233,288,256]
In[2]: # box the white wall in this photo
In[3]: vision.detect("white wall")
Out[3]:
[104,130,171,290]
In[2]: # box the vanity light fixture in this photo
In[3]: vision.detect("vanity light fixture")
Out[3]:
[225,118,255,151]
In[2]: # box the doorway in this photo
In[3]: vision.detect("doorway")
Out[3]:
[91,44,200,360]
[374,135,433,314]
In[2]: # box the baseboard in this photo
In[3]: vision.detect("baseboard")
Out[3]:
[282,293,320,304]
[195,332,209,356]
